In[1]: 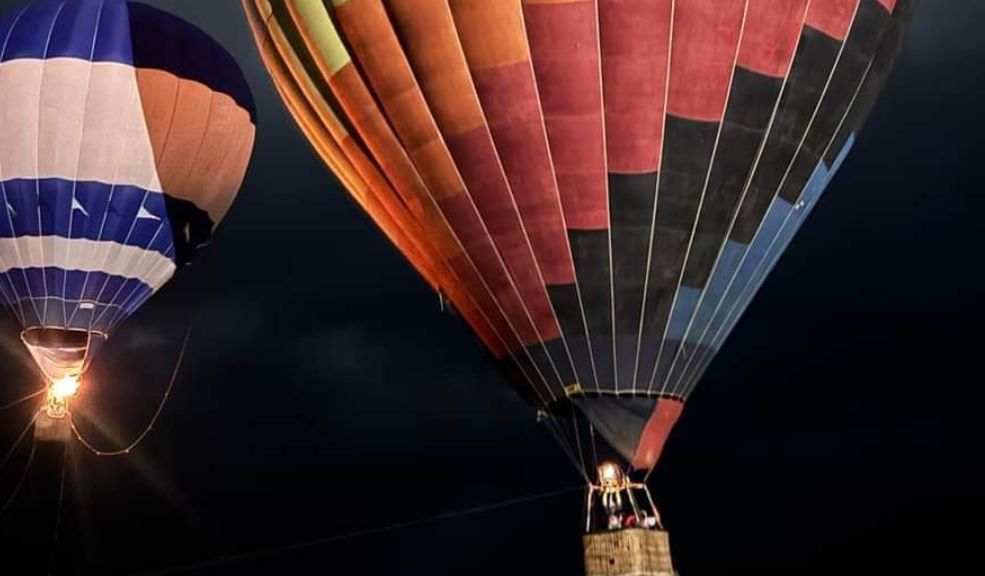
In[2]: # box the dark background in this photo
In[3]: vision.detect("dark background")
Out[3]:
[0,1,982,574]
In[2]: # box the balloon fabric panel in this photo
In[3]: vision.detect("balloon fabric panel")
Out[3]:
[244,0,909,471]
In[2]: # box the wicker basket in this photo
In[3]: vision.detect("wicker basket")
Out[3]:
[34,412,72,444]
[584,528,675,576]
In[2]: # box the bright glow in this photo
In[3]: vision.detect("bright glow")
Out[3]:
[601,463,618,481]
[598,462,623,489]
[50,376,81,400]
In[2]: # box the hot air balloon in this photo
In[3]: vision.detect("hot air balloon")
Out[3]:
[243,0,910,571]
[0,0,256,431]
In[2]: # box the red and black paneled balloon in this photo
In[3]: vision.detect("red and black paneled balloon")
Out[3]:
[244,0,911,473]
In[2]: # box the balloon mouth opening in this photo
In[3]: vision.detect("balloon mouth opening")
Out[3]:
[21,327,106,382]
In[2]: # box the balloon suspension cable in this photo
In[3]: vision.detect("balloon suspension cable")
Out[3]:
[47,445,68,575]
[588,423,600,474]
[125,484,583,576]
[0,388,46,413]
[0,438,35,519]
[537,402,609,487]
[72,326,192,457]
[538,409,591,484]
[643,458,658,484]
[585,462,662,534]
[568,401,591,480]
[0,412,39,476]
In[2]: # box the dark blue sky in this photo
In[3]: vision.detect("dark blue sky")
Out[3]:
[0,1,982,575]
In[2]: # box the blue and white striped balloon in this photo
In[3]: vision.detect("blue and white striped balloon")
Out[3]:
[0,0,255,381]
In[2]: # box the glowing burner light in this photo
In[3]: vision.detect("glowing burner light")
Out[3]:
[51,376,81,400]
[598,462,625,491]
[586,462,663,534]
[42,375,81,419]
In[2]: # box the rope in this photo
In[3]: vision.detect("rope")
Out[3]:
[543,415,590,483]
[568,401,590,479]
[0,412,38,475]
[588,423,600,474]
[127,484,584,576]
[644,459,657,484]
[47,444,68,576]
[0,388,45,412]
[0,438,35,518]
[71,327,192,457]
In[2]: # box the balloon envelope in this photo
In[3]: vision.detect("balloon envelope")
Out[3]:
[244,0,910,472]
[0,0,256,381]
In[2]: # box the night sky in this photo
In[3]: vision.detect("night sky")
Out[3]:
[1,1,983,575]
